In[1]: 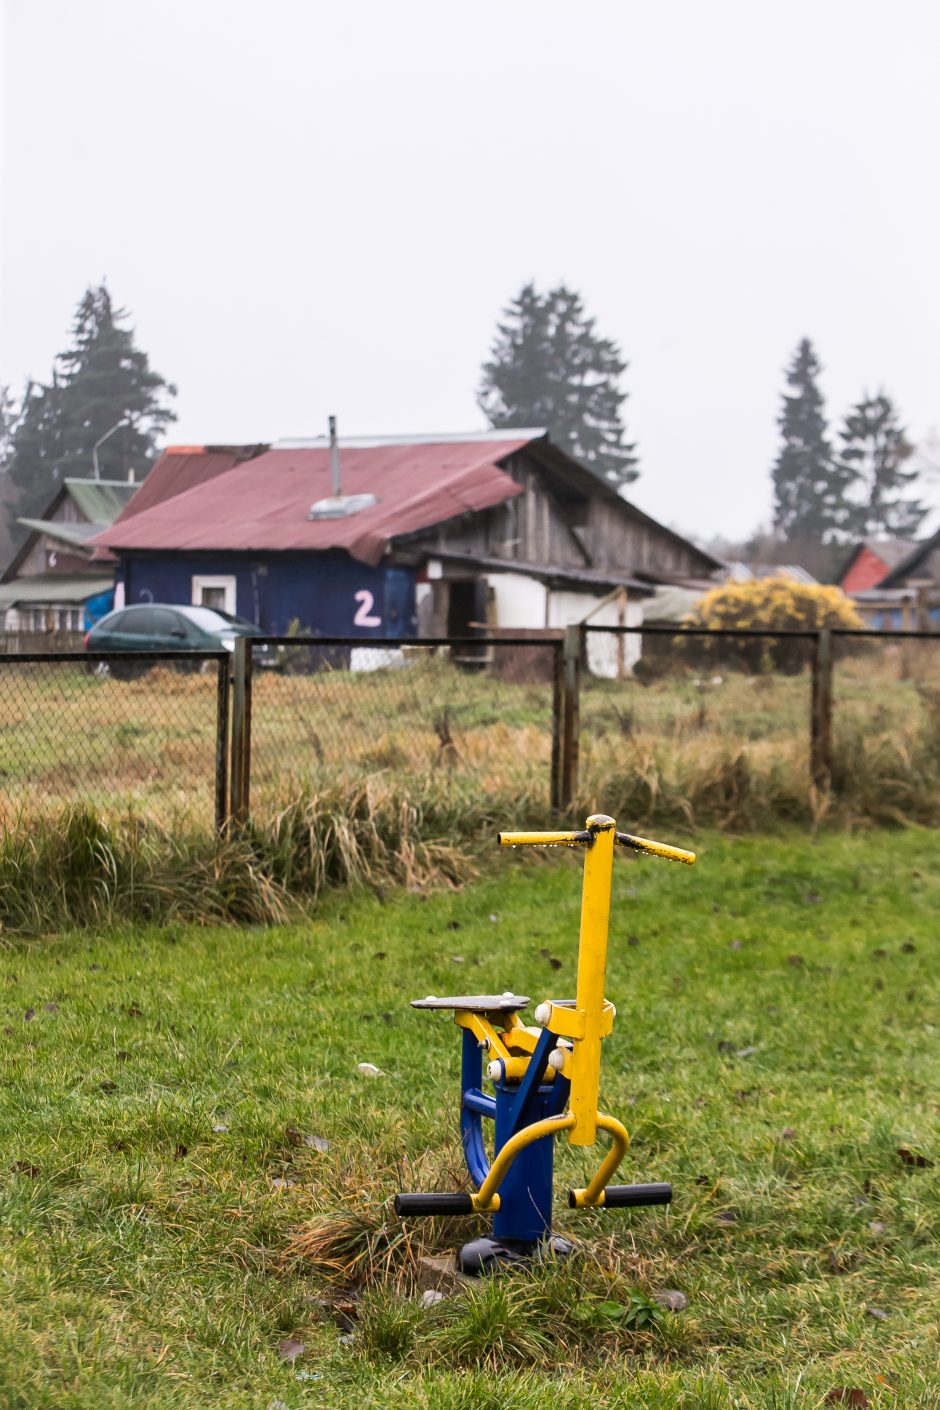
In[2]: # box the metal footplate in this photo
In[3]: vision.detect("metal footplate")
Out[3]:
[410,994,530,1013]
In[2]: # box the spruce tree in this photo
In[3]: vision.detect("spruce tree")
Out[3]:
[6,283,176,523]
[836,392,925,539]
[771,338,848,543]
[479,282,638,487]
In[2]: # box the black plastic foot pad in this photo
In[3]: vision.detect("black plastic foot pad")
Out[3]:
[395,1192,474,1216]
[568,1182,673,1209]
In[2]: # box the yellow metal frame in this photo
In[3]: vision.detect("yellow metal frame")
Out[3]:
[465,812,698,1208]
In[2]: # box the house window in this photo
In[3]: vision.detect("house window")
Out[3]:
[192,575,236,614]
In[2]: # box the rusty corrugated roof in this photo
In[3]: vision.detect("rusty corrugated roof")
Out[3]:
[114,445,267,525]
[91,435,532,567]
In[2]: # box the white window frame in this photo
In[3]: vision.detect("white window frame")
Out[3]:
[191,575,236,614]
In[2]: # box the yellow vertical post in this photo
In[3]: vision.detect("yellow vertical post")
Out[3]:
[568,813,616,1145]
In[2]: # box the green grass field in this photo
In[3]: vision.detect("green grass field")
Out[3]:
[0,828,937,1408]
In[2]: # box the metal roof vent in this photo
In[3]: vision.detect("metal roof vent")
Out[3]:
[308,414,379,520]
[309,492,378,520]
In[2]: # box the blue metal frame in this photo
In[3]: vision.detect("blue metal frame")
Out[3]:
[459,1026,571,1245]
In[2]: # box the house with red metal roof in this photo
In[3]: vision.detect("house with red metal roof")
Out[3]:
[90,429,719,666]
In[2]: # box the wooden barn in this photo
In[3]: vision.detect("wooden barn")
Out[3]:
[91,430,720,672]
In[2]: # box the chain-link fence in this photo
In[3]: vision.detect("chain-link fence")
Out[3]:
[578,625,817,821]
[0,651,228,830]
[831,630,940,815]
[2,628,940,837]
[244,637,561,819]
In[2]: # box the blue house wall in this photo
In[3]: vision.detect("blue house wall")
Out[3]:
[118,551,417,638]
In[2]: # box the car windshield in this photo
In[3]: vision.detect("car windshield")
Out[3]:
[179,607,259,635]
[207,608,262,632]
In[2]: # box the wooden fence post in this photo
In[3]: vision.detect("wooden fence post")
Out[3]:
[561,624,582,810]
[810,628,833,790]
[215,653,231,831]
[230,636,253,824]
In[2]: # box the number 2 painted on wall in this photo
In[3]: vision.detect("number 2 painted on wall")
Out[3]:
[353,590,382,628]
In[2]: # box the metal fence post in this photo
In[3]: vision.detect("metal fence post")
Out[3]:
[215,653,231,831]
[561,624,582,809]
[810,628,833,789]
[230,637,253,824]
[550,639,564,811]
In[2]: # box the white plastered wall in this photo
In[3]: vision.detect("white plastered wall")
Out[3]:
[546,590,642,678]
[488,572,548,629]
[484,571,644,677]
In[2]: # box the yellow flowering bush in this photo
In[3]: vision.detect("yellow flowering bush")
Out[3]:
[686,577,864,672]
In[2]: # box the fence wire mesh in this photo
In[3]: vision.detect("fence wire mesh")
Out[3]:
[0,653,225,830]
[247,638,559,816]
[832,632,940,816]
[580,626,815,821]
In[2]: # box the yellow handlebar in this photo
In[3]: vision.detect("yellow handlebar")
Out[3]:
[497,829,591,848]
[497,827,695,866]
[615,831,696,866]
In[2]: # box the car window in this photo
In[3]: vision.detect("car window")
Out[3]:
[152,608,188,638]
[180,606,237,634]
[121,608,158,635]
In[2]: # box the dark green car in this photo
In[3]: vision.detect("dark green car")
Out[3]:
[85,603,277,674]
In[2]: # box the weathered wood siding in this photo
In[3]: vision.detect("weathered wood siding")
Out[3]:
[405,447,713,579]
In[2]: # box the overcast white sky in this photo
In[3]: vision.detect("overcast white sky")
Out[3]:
[2,0,938,542]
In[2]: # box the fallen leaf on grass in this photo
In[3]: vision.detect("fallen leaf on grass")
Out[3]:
[897,1146,933,1169]
[865,1306,888,1321]
[270,1177,298,1191]
[868,1220,886,1235]
[277,1336,305,1362]
[736,1046,758,1059]
[357,1063,383,1077]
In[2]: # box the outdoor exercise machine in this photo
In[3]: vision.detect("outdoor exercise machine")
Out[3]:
[395,812,696,1274]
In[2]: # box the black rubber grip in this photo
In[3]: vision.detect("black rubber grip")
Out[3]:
[394,1192,474,1216]
[568,1182,673,1209]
